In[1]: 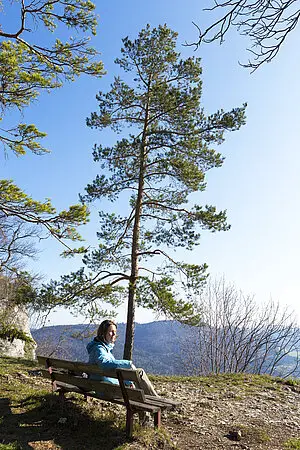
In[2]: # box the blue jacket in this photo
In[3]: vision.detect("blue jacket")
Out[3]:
[86,338,132,385]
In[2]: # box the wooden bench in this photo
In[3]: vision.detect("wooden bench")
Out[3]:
[37,355,180,438]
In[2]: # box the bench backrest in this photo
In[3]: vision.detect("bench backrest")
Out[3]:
[37,355,117,377]
[37,355,146,403]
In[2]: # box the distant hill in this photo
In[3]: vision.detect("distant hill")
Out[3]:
[32,321,300,377]
[32,321,190,375]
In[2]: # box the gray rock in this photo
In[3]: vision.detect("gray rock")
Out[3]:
[0,299,36,359]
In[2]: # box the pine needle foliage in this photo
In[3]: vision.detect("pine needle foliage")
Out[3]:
[0,0,103,272]
[0,0,104,155]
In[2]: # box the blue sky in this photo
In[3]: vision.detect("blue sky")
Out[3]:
[2,0,300,325]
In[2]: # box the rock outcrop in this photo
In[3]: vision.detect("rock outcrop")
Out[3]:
[0,299,36,359]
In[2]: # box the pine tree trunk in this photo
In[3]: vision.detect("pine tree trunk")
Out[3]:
[123,169,143,358]
[123,194,141,359]
[124,278,136,359]
[123,78,151,360]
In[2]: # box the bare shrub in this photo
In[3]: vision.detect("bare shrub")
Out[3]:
[186,278,300,377]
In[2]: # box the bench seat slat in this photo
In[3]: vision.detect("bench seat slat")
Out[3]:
[143,397,176,409]
[145,395,180,408]
[127,400,161,413]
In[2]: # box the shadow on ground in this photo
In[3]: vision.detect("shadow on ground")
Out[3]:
[0,393,128,450]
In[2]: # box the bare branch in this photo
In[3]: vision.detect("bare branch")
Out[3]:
[188,0,300,70]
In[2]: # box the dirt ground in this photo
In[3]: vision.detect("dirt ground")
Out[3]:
[153,376,300,450]
[0,365,299,450]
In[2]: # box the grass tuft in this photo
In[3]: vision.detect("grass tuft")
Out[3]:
[0,443,23,450]
[230,424,270,444]
[284,438,300,449]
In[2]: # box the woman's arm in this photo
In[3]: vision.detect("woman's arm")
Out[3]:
[95,345,132,370]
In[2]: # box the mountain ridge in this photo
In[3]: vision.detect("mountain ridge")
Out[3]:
[32,320,300,378]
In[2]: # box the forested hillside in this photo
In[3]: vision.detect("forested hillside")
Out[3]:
[32,321,300,378]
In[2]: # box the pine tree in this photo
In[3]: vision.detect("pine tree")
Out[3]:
[65,25,246,358]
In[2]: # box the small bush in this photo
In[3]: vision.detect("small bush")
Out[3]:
[0,323,34,344]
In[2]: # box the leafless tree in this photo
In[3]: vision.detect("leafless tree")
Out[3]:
[190,0,300,71]
[0,212,41,275]
[185,278,300,377]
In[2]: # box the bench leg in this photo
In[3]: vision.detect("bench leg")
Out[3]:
[58,390,65,401]
[125,409,134,438]
[154,410,161,428]
[84,393,92,402]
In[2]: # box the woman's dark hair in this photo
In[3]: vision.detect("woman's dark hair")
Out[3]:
[97,319,117,342]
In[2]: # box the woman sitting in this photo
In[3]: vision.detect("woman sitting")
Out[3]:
[86,319,157,396]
